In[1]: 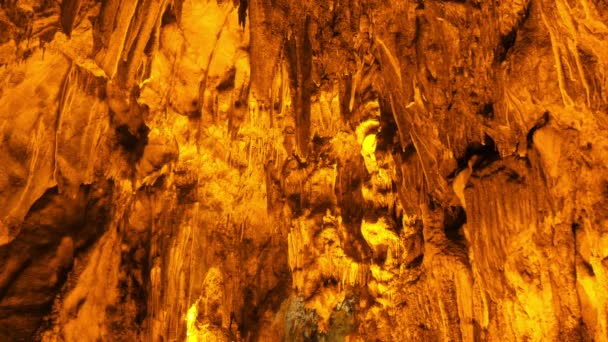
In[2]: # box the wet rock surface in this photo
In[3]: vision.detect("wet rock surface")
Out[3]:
[0,0,607,341]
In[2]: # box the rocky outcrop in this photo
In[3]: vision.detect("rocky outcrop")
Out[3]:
[1,0,607,341]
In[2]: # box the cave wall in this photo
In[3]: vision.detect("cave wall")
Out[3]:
[1,0,607,341]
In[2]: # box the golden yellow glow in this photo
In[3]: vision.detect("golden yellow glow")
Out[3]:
[186,303,199,342]
[1,0,608,340]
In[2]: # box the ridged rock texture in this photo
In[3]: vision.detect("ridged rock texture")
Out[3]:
[1,0,607,341]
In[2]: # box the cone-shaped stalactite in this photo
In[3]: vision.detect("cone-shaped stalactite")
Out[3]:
[1,0,608,341]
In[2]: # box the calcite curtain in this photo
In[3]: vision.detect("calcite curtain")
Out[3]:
[1,0,607,341]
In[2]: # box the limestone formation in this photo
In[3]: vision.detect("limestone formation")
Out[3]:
[1,0,607,341]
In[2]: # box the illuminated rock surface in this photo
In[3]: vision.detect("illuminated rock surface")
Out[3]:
[1,0,607,341]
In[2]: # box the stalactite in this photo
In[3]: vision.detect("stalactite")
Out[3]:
[1,0,608,340]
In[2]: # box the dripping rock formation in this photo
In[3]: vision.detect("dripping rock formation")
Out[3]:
[1,0,608,341]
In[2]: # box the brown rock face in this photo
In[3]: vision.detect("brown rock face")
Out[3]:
[1,0,607,341]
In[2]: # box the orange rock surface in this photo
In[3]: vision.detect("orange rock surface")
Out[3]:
[1,0,607,341]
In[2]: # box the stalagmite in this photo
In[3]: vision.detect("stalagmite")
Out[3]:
[1,0,608,341]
